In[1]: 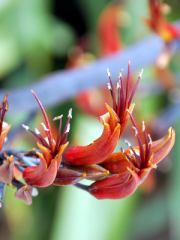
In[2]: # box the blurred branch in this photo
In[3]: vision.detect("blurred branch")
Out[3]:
[0,23,180,114]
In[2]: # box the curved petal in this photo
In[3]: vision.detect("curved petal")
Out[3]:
[103,104,120,132]
[37,142,52,166]
[0,124,11,152]
[25,160,57,187]
[53,168,86,186]
[64,124,120,165]
[89,168,140,199]
[138,167,154,184]
[151,127,175,164]
[23,151,47,182]
[63,123,111,162]
[14,185,32,205]
[0,155,14,183]
[101,152,131,174]
[55,142,69,167]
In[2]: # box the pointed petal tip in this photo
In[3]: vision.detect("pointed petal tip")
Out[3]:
[14,185,32,205]
[151,126,175,165]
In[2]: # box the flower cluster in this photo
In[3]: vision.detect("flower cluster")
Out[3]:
[63,62,175,200]
[0,62,175,205]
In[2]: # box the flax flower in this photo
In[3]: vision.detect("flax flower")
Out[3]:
[22,91,70,187]
[89,113,175,199]
[63,63,142,165]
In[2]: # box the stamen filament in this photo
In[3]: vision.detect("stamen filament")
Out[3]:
[31,90,53,139]
[125,61,131,111]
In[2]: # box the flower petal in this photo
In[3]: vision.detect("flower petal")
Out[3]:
[55,142,69,168]
[103,104,120,132]
[64,123,120,165]
[14,185,32,205]
[0,124,11,152]
[150,127,175,165]
[53,168,86,186]
[23,151,47,182]
[0,155,14,183]
[63,122,111,164]
[24,160,57,187]
[64,163,109,181]
[37,142,52,166]
[89,168,139,199]
[101,152,131,174]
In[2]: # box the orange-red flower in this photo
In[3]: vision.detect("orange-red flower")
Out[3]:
[89,113,175,199]
[22,91,70,187]
[63,104,120,165]
[143,0,180,42]
[63,63,143,165]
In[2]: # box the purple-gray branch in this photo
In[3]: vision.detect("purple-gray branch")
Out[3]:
[1,34,167,114]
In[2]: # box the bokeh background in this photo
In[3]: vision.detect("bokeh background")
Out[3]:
[0,0,180,239]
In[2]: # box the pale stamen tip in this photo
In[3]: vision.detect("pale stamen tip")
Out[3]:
[68,108,72,118]
[107,68,110,77]
[53,115,63,121]
[65,123,70,133]
[142,120,145,132]
[41,123,49,132]
[119,69,124,78]
[148,134,152,145]
[22,124,29,131]
[139,69,143,78]
[125,140,131,147]
[117,81,121,89]
[107,83,112,90]
[132,126,138,136]
[35,128,40,135]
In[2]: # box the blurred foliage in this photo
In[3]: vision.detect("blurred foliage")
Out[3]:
[0,0,180,240]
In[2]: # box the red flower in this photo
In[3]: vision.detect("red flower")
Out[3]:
[22,91,70,187]
[89,113,175,199]
[143,0,180,42]
[63,105,120,165]
[63,63,142,165]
